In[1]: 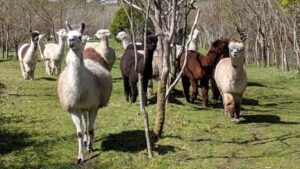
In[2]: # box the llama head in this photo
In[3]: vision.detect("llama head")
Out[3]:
[190,28,200,41]
[146,34,158,51]
[30,31,40,43]
[95,29,111,40]
[210,38,229,58]
[56,29,67,38]
[116,31,130,41]
[66,22,85,50]
[228,39,245,65]
[228,27,247,63]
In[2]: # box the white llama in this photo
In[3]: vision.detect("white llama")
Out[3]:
[18,31,43,80]
[85,29,116,71]
[57,22,112,164]
[188,28,200,51]
[214,29,247,122]
[40,29,67,75]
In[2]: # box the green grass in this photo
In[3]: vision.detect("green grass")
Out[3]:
[0,39,300,169]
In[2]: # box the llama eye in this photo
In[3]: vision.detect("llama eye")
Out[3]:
[78,36,82,40]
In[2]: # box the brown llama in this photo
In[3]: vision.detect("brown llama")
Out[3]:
[120,35,158,103]
[179,38,229,107]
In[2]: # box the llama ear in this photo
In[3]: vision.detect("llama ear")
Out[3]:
[236,27,247,42]
[66,21,73,32]
[79,23,85,34]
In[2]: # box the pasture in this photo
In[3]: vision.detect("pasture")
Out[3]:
[0,39,300,168]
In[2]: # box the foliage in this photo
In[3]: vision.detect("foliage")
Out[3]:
[0,40,299,168]
[109,6,144,40]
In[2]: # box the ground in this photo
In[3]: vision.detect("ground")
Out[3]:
[0,40,299,168]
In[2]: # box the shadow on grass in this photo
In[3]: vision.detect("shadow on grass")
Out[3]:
[148,92,184,106]
[7,93,56,97]
[242,98,259,106]
[101,130,176,155]
[239,115,299,124]
[0,130,34,155]
[247,82,266,87]
[0,115,35,155]
[35,77,57,81]
[0,82,6,95]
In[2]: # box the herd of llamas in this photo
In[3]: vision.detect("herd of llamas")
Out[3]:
[17,21,248,164]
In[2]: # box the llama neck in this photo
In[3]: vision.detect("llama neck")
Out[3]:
[58,36,65,54]
[99,37,109,50]
[188,39,198,51]
[122,38,132,49]
[231,55,244,68]
[67,49,84,86]
[28,40,37,58]
[205,50,221,67]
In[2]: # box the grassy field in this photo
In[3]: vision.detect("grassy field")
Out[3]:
[0,39,300,169]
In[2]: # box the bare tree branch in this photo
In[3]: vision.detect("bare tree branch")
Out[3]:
[165,8,200,98]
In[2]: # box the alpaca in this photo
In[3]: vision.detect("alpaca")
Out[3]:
[57,22,112,164]
[18,31,43,80]
[188,28,200,51]
[120,34,158,103]
[179,38,229,107]
[214,31,247,122]
[41,29,67,75]
[85,29,116,71]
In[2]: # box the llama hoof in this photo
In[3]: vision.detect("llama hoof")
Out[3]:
[234,118,240,123]
[76,158,84,165]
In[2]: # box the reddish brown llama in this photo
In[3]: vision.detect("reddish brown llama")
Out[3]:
[179,38,229,107]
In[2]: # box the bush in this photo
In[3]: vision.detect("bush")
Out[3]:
[109,6,145,41]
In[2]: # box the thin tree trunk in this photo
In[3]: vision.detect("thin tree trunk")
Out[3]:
[5,27,9,59]
[154,0,177,139]
[121,0,153,157]
[293,16,300,73]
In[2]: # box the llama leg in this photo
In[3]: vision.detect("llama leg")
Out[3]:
[181,75,191,103]
[130,82,138,103]
[81,113,88,147]
[200,80,209,107]
[70,111,84,164]
[142,78,149,104]
[24,63,31,80]
[30,63,36,80]
[234,96,241,122]
[19,61,26,79]
[123,77,130,102]
[87,110,97,153]
[223,93,235,120]
[147,79,153,98]
[45,60,51,75]
[211,77,220,101]
[190,80,198,103]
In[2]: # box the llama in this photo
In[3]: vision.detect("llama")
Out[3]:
[40,29,67,75]
[57,22,112,164]
[18,31,43,80]
[85,29,116,71]
[124,32,183,97]
[214,29,247,122]
[188,28,200,51]
[120,34,158,103]
[179,38,229,107]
